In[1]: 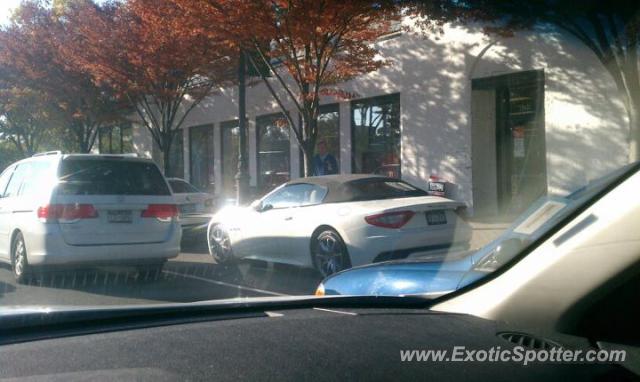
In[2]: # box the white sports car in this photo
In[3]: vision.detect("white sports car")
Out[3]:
[207,175,472,276]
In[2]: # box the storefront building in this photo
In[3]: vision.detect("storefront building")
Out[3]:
[127,20,630,218]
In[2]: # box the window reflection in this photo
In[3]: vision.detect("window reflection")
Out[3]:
[257,113,290,193]
[166,132,184,178]
[189,124,215,192]
[98,125,133,154]
[314,104,340,175]
[351,94,401,177]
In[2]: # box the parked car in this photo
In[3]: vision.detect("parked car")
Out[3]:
[167,177,216,234]
[207,174,471,276]
[0,152,181,283]
[315,165,633,296]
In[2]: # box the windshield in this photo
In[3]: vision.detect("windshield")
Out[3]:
[0,0,638,328]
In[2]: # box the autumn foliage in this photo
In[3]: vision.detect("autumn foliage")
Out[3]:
[174,0,399,175]
[0,1,127,153]
[58,0,235,172]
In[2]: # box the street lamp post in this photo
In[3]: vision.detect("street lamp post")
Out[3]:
[235,50,251,205]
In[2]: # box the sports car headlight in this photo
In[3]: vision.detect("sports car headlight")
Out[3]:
[315,283,325,297]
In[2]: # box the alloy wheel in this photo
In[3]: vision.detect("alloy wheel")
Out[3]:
[12,233,31,283]
[313,230,348,277]
[14,239,26,277]
[209,224,233,264]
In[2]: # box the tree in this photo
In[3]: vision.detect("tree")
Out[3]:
[60,0,234,174]
[0,0,128,153]
[0,138,23,172]
[0,85,59,156]
[174,0,398,176]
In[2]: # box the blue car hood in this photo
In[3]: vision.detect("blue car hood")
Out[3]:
[322,255,475,297]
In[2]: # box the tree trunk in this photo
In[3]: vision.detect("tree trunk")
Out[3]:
[236,50,251,204]
[161,133,174,176]
[162,144,172,176]
[302,145,314,178]
[300,113,318,177]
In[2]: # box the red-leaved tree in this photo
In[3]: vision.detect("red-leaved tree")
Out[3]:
[60,0,235,173]
[175,0,399,176]
[0,0,128,153]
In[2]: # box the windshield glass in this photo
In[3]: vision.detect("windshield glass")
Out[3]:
[0,0,638,324]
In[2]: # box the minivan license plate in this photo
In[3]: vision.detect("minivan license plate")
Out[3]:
[107,210,132,223]
[426,210,447,225]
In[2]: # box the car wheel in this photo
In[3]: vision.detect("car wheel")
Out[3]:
[209,224,234,264]
[11,232,32,284]
[312,229,351,278]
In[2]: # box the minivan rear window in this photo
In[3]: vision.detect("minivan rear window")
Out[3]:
[58,159,170,196]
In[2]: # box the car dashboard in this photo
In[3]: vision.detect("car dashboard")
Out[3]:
[0,302,634,381]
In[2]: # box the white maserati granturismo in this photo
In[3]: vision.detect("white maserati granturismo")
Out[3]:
[207,175,472,276]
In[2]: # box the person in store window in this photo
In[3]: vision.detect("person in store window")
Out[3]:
[313,140,338,176]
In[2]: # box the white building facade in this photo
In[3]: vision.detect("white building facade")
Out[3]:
[128,20,629,218]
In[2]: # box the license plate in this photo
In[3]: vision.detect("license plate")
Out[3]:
[107,210,132,223]
[426,210,447,225]
[180,203,197,214]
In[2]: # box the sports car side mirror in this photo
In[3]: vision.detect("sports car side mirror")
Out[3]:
[260,203,274,212]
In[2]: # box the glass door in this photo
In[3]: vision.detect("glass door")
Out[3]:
[495,71,546,216]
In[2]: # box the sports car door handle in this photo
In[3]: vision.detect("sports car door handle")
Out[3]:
[284,216,293,221]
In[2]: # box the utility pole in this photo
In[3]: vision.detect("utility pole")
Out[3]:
[235,50,250,205]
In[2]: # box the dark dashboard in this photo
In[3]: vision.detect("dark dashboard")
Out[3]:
[0,303,634,381]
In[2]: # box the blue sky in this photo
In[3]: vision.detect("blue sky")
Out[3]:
[0,0,21,25]
[0,0,110,25]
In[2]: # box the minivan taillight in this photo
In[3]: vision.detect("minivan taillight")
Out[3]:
[141,204,178,222]
[37,204,98,222]
[365,210,415,229]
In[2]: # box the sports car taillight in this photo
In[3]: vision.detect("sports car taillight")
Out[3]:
[37,204,98,222]
[141,204,178,222]
[365,210,415,229]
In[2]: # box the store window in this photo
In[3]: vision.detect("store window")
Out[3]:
[189,124,215,192]
[300,104,340,176]
[256,113,290,193]
[98,125,133,154]
[351,94,401,177]
[165,131,184,178]
[221,120,239,198]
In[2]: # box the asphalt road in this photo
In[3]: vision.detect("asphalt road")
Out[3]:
[0,224,506,307]
[0,239,323,307]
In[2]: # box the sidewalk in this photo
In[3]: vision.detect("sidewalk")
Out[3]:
[467,221,511,250]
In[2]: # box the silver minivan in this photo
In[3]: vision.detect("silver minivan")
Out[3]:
[0,152,181,283]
